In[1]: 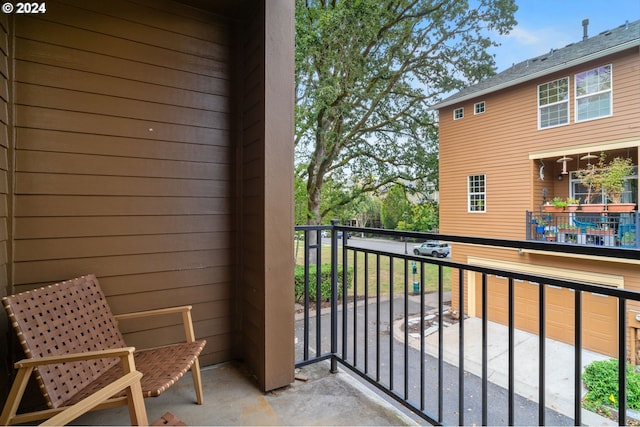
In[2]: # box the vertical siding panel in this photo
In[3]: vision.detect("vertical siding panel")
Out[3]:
[238,2,267,389]
[0,12,9,403]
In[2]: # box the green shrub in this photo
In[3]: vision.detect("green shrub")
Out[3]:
[583,359,640,411]
[294,264,353,303]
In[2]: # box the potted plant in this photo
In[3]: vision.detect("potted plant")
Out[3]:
[600,156,635,212]
[566,197,580,212]
[621,231,636,248]
[534,217,547,235]
[544,230,557,242]
[575,153,606,212]
[543,197,567,213]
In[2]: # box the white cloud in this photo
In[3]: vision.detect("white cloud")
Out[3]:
[491,26,573,71]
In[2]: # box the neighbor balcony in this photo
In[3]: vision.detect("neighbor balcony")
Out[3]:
[526,210,639,248]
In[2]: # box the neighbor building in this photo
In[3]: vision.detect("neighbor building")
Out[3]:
[432,19,640,357]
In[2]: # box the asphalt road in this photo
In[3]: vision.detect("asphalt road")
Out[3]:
[325,236,452,258]
[295,296,572,426]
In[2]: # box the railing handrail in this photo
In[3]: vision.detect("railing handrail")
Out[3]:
[297,223,640,260]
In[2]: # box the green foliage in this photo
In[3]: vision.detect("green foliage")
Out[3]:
[582,359,640,411]
[551,197,567,208]
[397,201,439,231]
[295,0,517,224]
[601,157,634,203]
[294,264,353,303]
[381,184,409,229]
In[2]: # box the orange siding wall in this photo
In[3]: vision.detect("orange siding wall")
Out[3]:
[10,0,235,366]
[440,48,640,240]
[439,48,640,356]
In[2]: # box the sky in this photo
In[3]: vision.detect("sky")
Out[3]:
[488,0,640,72]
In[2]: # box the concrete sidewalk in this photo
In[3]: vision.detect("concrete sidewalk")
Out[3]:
[395,292,614,425]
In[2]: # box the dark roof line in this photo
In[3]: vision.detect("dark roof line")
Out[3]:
[431,19,640,110]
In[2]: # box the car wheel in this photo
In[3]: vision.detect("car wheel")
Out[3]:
[413,249,420,255]
[431,251,438,257]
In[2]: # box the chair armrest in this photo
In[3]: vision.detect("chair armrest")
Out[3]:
[40,371,147,426]
[113,305,192,321]
[14,347,136,369]
[115,305,197,342]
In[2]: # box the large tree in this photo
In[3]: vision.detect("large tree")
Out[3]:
[295,0,517,224]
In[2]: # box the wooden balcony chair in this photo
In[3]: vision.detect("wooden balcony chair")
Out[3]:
[0,274,206,426]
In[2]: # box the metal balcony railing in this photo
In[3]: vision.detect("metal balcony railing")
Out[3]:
[294,223,640,426]
[526,210,639,248]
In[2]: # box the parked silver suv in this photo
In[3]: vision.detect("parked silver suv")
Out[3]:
[413,240,450,257]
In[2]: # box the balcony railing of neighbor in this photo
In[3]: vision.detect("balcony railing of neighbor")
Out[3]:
[294,223,640,426]
[527,210,639,248]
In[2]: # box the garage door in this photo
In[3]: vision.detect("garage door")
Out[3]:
[471,269,618,357]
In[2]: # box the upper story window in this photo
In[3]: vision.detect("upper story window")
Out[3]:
[538,77,569,129]
[575,64,612,122]
[453,107,464,120]
[468,174,486,212]
[474,101,485,115]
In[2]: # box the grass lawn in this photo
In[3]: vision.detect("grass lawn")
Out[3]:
[294,243,453,296]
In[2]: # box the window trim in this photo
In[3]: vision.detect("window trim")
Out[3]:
[453,107,464,120]
[468,174,486,213]
[537,76,569,130]
[474,101,485,115]
[574,64,613,123]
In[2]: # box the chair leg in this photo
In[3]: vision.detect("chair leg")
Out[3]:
[191,358,204,405]
[126,380,149,426]
[1,366,34,426]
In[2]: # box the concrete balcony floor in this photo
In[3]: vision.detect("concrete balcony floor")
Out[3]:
[73,360,422,426]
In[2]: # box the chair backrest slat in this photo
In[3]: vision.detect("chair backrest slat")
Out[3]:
[2,274,127,408]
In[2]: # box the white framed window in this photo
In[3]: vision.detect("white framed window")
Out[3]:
[474,101,485,115]
[575,64,612,122]
[538,77,569,129]
[468,174,486,212]
[453,107,464,120]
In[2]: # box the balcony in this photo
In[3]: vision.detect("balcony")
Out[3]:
[68,226,640,425]
[526,210,639,248]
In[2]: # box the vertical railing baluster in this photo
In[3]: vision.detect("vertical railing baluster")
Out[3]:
[390,256,394,391]
[316,229,322,357]
[618,297,627,427]
[353,250,358,366]
[539,281,546,426]
[482,272,488,426]
[303,230,310,361]
[420,261,425,412]
[404,258,409,400]
[459,268,465,427]
[574,290,582,426]
[438,264,444,423]
[342,232,348,362]
[364,252,369,374]
[376,254,381,382]
[330,221,338,373]
[508,277,515,426]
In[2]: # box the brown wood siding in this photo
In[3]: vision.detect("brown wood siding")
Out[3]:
[10,0,235,367]
[0,13,9,402]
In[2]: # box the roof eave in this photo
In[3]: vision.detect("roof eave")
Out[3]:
[430,40,640,111]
